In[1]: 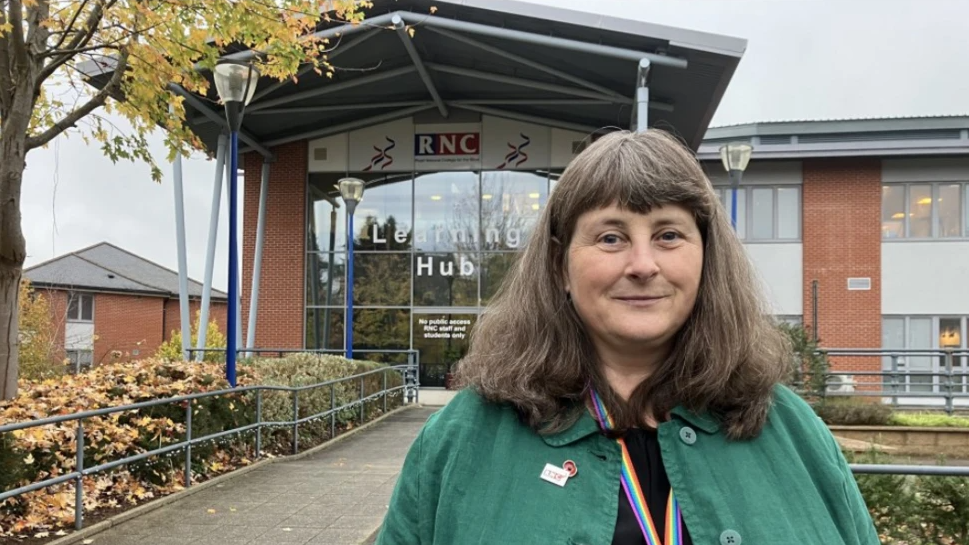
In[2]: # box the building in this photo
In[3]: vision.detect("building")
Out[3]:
[79,0,969,396]
[24,242,228,369]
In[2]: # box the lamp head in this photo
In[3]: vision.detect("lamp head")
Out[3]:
[719,142,754,173]
[214,60,260,105]
[336,178,366,211]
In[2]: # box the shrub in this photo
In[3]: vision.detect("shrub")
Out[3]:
[815,398,893,426]
[0,353,405,537]
[248,353,405,454]
[778,321,829,398]
[891,412,969,428]
[156,310,227,363]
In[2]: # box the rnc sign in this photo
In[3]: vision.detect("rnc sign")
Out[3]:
[414,131,481,168]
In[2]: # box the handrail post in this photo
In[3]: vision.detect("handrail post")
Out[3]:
[74,421,84,530]
[383,369,388,413]
[255,389,262,457]
[330,383,336,439]
[292,390,300,455]
[184,401,193,488]
[890,354,899,408]
[944,349,954,416]
[359,376,366,423]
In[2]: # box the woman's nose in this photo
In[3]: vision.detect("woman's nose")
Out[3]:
[624,242,660,279]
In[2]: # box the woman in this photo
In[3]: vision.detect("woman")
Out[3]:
[376,129,879,545]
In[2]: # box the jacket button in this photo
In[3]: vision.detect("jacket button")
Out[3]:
[720,530,742,545]
[679,426,697,445]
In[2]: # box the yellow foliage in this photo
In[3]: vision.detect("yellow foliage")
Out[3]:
[17,279,61,381]
[155,310,227,363]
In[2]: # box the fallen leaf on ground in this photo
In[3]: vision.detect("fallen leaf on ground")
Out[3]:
[206,509,216,514]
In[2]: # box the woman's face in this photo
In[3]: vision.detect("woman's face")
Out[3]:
[565,202,704,358]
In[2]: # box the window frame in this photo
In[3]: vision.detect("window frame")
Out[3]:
[714,184,802,242]
[882,181,968,240]
[66,292,94,322]
[881,315,968,394]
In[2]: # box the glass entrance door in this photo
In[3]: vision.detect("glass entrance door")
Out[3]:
[412,312,478,388]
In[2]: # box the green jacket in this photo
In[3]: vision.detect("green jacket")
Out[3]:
[376,385,879,545]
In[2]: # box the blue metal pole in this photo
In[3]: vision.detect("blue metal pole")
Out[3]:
[226,130,239,386]
[731,186,738,231]
[346,211,355,360]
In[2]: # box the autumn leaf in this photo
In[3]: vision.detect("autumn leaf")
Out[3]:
[408,27,416,38]
[430,6,438,13]
[24,454,35,465]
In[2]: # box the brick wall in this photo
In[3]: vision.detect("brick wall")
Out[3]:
[802,159,882,381]
[92,294,164,364]
[240,142,308,350]
[162,299,229,344]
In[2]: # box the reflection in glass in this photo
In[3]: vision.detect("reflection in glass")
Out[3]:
[938,184,961,238]
[413,171,479,252]
[751,188,774,239]
[777,187,800,239]
[306,308,343,351]
[306,252,345,306]
[480,171,548,250]
[353,253,411,306]
[881,185,905,239]
[908,317,933,392]
[353,309,410,351]
[481,253,520,304]
[308,172,413,253]
[908,185,932,238]
[882,317,904,373]
[413,253,478,306]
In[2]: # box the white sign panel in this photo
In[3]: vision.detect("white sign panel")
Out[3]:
[307,133,348,173]
[349,117,415,172]
[482,116,550,170]
[414,123,482,171]
[551,128,593,169]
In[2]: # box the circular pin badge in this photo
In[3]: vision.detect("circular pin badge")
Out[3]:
[563,460,577,477]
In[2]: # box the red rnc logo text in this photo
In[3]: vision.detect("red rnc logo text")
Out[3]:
[415,133,480,156]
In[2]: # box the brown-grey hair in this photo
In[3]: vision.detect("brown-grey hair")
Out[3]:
[451,129,791,440]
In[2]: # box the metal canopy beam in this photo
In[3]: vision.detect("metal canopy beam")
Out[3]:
[250,29,383,104]
[425,26,626,100]
[255,102,435,149]
[249,101,432,116]
[168,84,275,159]
[393,14,448,118]
[426,62,631,104]
[450,103,599,134]
[247,65,417,112]
[397,11,688,68]
[451,97,672,113]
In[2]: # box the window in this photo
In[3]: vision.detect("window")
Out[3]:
[67,293,93,322]
[882,316,968,394]
[714,186,800,241]
[882,182,968,239]
[66,349,93,372]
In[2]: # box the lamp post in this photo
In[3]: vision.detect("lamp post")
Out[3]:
[719,142,754,231]
[337,178,365,360]
[214,59,260,386]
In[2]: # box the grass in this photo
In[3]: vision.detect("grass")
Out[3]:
[890,412,969,428]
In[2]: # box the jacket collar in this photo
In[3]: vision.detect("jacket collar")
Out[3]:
[540,402,721,447]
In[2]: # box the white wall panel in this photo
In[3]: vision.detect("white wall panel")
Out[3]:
[743,243,803,316]
[307,133,347,173]
[883,242,969,314]
[551,128,590,169]
[65,322,94,350]
[348,117,415,172]
[482,116,550,170]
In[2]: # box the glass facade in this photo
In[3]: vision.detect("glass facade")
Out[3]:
[306,169,558,386]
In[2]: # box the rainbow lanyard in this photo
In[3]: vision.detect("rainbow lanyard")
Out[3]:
[590,389,684,545]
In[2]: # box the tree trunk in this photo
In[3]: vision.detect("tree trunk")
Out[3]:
[0,71,34,401]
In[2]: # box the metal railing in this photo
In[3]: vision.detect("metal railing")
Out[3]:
[796,348,969,415]
[0,361,420,530]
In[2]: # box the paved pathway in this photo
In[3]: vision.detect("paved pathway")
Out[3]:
[78,407,437,545]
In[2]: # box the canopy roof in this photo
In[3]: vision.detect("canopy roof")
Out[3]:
[82,0,747,159]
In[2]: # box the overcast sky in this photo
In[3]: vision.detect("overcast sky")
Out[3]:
[22,0,969,291]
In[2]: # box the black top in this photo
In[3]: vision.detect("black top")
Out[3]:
[611,428,694,545]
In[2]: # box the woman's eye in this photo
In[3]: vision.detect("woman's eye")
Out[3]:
[600,234,622,245]
[659,231,680,242]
